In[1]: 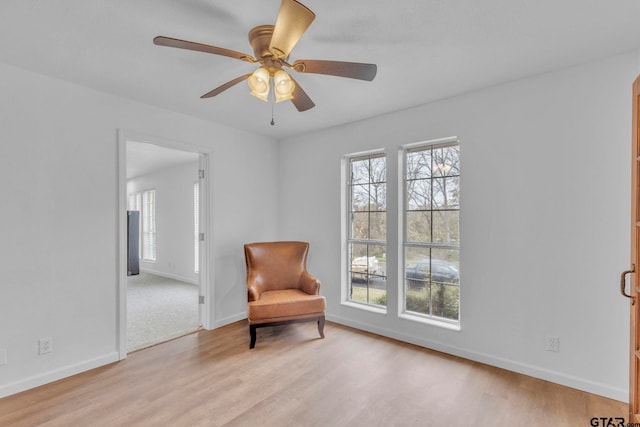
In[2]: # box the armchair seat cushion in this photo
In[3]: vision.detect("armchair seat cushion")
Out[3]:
[248,289,326,325]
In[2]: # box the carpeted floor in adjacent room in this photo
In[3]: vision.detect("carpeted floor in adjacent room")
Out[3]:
[127,272,200,352]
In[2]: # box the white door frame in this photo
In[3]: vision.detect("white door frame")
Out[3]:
[117,129,213,360]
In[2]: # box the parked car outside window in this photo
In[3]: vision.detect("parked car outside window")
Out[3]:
[405,259,459,288]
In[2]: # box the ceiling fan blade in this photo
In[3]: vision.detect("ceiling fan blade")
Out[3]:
[154,36,256,62]
[289,77,315,112]
[200,74,251,98]
[269,0,316,59]
[293,59,377,81]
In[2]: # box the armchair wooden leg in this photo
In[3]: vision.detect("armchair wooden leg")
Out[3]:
[318,316,325,339]
[249,325,257,349]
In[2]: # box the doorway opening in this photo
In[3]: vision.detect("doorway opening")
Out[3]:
[117,131,211,358]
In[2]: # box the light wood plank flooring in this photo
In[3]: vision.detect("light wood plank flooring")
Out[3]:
[0,321,627,426]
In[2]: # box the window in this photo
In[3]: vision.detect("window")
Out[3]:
[142,189,157,262]
[403,140,460,322]
[346,152,387,307]
[193,181,200,274]
[128,192,142,260]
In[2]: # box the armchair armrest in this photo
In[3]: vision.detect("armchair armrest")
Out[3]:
[299,271,321,295]
[247,272,264,302]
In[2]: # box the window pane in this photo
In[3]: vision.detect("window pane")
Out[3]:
[432,145,460,177]
[406,179,431,210]
[349,243,386,276]
[432,210,459,244]
[351,184,370,211]
[431,248,460,272]
[432,177,459,209]
[351,159,370,184]
[369,212,386,241]
[431,283,460,320]
[407,150,432,179]
[349,242,386,307]
[351,183,386,212]
[406,211,431,243]
[370,183,387,210]
[404,247,460,320]
[350,243,370,274]
[404,246,430,283]
[350,275,387,306]
[351,212,370,240]
[406,286,431,315]
[370,156,387,183]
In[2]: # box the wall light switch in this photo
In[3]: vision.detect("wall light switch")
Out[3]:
[0,348,7,366]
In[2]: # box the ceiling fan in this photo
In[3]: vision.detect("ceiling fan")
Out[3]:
[154,0,377,112]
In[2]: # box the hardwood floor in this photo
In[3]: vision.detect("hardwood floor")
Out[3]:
[0,321,627,426]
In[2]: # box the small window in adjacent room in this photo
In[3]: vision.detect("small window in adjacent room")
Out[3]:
[194,181,200,274]
[128,192,142,259]
[345,152,387,308]
[403,139,460,324]
[141,189,157,262]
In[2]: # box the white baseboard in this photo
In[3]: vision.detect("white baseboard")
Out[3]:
[139,268,198,285]
[0,352,120,399]
[326,314,627,403]
[214,312,247,329]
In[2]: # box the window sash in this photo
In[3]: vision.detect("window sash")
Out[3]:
[402,140,460,322]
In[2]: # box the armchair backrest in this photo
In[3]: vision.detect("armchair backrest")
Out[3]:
[244,241,309,301]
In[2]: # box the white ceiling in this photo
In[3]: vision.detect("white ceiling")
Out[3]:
[1,0,640,141]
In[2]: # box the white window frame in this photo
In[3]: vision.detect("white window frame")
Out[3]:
[399,137,461,331]
[194,181,200,274]
[341,150,388,313]
[141,188,157,262]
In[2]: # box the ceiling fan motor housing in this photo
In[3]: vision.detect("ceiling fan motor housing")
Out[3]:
[249,25,284,68]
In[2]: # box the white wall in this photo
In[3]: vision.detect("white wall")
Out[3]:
[0,62,279,398]
[128,160,200,284]
[277,52,638,401]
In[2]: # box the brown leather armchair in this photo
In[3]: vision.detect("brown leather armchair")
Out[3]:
[244,241,326,349]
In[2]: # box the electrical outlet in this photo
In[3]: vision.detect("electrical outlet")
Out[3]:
[39,338,52,355]
[546,336,560,352]
[0,348,6,366]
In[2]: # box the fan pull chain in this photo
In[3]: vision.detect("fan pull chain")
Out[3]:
[271,102,275,126]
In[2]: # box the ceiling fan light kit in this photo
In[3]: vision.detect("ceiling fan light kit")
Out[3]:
[273,69,295,102]
[154,0,377,114]
[248,67,270,102]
